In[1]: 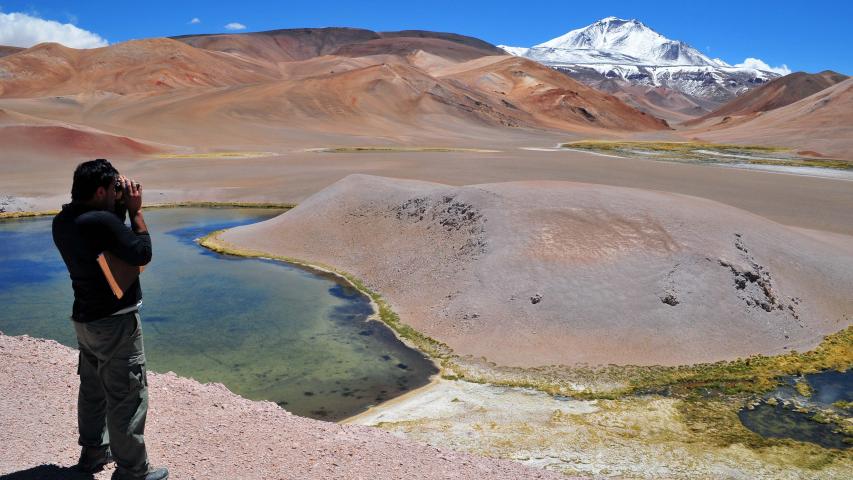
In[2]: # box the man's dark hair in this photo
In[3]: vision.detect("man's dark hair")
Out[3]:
[71,159,118,202]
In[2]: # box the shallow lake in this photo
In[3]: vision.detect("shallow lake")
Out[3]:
[738,370,851,449]
[0,207,437,420]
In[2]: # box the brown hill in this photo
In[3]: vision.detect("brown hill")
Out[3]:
[0,45,24,58]
[0,38,277,97]
[595,79,713,123]
[173,28,505,65]
[686,70,849,126]
[0,29,669,148]
[172,27,381,64]
[435,56,670,131]
[689,78,853,159]
[332,36,501,62]
[0,125,159,156]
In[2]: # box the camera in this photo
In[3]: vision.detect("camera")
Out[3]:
[114,179,139,193]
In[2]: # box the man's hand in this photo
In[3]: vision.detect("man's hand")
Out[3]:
[122,177,143,214]
[120,176,147,234]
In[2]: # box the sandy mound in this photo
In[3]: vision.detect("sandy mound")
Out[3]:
[685,78,853,159]
[0,333,563,480]
[221,175,853,367]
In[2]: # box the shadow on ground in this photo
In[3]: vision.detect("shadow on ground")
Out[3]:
[0,464,94,479]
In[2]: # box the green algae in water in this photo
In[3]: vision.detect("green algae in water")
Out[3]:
[0,208,437,420]
[738,370,852,449]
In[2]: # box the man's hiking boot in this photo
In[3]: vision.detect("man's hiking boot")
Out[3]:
[74,445,112,473]
[112,466,169,480]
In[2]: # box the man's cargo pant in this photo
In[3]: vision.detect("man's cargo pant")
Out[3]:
[73,311,150,478]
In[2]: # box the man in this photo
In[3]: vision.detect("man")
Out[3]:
[52,159,168,480]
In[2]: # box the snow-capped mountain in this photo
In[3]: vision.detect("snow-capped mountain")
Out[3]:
[499,17,781,107]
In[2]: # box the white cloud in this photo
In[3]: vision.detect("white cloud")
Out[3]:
[734,57,791,75]
[224,22,246,31]
[0,12,107,48]
[189,17,201,25]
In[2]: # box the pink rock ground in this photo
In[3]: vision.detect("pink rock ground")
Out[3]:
[0,333,566,480]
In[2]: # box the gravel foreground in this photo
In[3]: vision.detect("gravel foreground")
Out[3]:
[0,333,567,480]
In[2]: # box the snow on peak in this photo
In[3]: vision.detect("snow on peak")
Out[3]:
[532,17,716,67]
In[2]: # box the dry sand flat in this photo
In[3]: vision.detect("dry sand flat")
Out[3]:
[4,137,853,238]
[0,333,567,480]
[220,174,853,367]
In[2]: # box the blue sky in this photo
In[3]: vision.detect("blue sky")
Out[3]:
[1,0,850,74]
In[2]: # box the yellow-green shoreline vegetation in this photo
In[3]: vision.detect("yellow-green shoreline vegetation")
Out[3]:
[0,209,60,219]
[150,151,277,159]
[445,327,852,399]
[146,201,294,210]
[0,202,293,220]
[564,140,787,154]
[305,146,501,154]
[562,140,853,170]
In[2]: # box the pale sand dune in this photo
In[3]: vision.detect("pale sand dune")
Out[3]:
[220,175,853,367]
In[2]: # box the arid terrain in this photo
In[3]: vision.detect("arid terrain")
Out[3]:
[1,23,851,480]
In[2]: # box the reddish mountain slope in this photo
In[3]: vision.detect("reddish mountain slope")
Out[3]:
[173,27,381,62]
[0,39,277,97]
[437,56,669,131]
[0,46,24,58]
[173,28,505,64]
[686,70,848,125]
[0,28,670,148]
[691,78,853,159]
[0,125,159,156]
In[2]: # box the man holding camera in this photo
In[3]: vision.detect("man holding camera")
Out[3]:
[52,159,168,480]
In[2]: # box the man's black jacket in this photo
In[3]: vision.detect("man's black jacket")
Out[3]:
[52,203,152,322]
